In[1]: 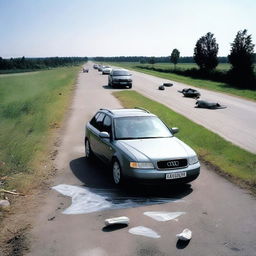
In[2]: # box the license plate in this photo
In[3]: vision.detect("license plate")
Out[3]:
[120,82,127,85]
[166,172,187,180]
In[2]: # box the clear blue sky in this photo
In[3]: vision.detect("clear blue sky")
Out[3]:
[0,0,255,58]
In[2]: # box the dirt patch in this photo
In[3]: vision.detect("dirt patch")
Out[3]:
[0,166,55,256]
[2,226,30,256]
[0,136,61,255]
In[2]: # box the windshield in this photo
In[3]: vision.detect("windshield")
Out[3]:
[112,70,130,76]
[114,116,172,140]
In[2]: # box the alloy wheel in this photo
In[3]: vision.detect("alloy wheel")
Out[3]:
[113,161,121,185]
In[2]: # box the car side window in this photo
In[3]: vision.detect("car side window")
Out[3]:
[94,113,105,131]
[102,115,112,135]
[90,112,100,127]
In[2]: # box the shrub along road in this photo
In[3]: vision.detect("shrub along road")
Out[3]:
[25,63,256,256]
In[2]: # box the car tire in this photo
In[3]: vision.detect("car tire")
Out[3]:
[112,159,123,185]
[128,85,132,89]
[85,138,94,160]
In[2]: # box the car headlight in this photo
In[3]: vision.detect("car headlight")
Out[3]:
[130,162,154,169]
[188,155,198,165]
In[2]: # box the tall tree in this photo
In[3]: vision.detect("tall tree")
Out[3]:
[228,29,255,89]
[194,32,219,71]
[170,49,180,69]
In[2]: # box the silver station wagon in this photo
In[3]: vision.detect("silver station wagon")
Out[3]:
[85,108,200,185]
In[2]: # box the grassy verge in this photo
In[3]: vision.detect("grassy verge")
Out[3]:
[102,62,256,101]
[0,66,81,193]
[0,69,38,74]
[113,90,256,189]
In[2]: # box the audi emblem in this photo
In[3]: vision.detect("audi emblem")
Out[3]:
[167,161,179,167]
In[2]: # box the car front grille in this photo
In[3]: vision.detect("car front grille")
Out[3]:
[157,159,188,170]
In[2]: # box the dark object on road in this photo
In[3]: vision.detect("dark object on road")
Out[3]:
[176,239,190,249]
[158,85,165,90]
[83,68,89,73]
[178,88,200,99]
[163,82,173,87]
[102,223,128,232]
[195,100,227,109]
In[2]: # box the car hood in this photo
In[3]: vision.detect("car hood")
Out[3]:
[117,137,195,161]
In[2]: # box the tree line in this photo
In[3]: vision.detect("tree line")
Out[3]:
[92,55,232,63]
[0,56,88,70]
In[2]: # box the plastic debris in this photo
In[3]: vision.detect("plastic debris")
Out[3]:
[129,226,160,238]
[0,199,10,209]
[144,211,185,222]
[178,88,200,98]
[176,228,192,241]
[163,82,173,87]
[105,216,130,226]
[196,100,227,109]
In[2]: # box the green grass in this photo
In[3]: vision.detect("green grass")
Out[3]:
[101,62,256,101]
[0,66,80,191]
[113,90,256,188]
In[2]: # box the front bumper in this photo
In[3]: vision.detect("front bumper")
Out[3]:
[123,163,200,184]
[112,81,132,86]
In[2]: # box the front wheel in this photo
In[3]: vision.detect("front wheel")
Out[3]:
[85,139,93,160]
[112,160,123,185]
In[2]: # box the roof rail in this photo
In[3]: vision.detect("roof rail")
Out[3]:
[134,107,150,113]
[100,108,114,114]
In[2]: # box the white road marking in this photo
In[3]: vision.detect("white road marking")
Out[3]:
[52,184,184,215]
[52,184,111,214]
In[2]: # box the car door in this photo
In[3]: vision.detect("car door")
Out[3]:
[89,112,105,155]
[97,115,114,163]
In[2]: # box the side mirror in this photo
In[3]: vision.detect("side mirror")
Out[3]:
[171,127,179,134]
[99,131,110,139]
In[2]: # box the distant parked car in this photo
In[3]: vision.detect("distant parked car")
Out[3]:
[102,67,112,75]
[108,69,132,88]
[83,68,89,73]
[85,108,200,185]
[98,65,104,72]
[93,64,99,69]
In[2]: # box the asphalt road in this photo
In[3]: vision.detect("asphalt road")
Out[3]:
[26,64,256,256]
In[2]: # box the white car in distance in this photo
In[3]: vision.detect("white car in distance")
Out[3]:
[102,66,112,75]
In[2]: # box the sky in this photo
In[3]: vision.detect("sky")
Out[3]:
[0,0,255,58]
